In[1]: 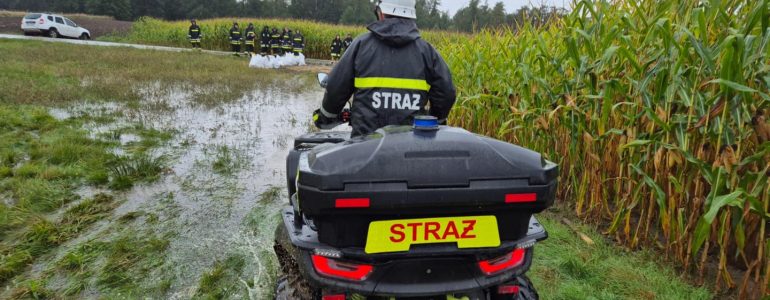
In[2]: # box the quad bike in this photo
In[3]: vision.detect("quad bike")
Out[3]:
[273,74,558,300]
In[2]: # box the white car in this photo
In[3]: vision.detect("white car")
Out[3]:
[21,13,91,40]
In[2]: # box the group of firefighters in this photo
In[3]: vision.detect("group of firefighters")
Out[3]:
[188,19,306,56]
[330,33,354,61]
[187,19,354,59]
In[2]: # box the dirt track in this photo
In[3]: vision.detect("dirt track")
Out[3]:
[0,16,132,37]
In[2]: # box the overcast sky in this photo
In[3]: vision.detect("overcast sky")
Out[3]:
[438,0,569,16]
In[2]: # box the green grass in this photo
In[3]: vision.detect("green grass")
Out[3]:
[97,124,176,156]
[194,254,247,299]
[97,231,170,292]
[0,106,116,233]
[108,153,165,190]
[0,194,118,284]
[531,213,712,299]
[0,105,167,233]
[44,228,172,298]
[211,145,244,175]
[0,39,291,106]
[0,80,171,290]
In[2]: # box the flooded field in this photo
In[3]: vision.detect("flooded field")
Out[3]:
[4,73,326,299]
[1,40,715,300]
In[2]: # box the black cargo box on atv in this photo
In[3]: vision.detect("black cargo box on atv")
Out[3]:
[294,125,558,248]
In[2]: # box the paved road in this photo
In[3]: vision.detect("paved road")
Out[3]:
[0,33,333,66]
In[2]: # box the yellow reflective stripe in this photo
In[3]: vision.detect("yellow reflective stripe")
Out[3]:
[354,77,430,91]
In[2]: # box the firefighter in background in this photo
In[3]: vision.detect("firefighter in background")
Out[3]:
[342,33,353,54]
[292,30,305,56]
[330,34,343,61]
[229,22,242,53]
[260,26,271,55]
[244,23,256,54]
[282,28,293,55]
[271,27,281,55]
[188,19,201,49]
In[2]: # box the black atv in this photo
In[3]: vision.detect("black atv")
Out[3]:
[273,74,558,300]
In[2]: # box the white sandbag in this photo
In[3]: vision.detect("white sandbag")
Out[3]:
[248,54,259,68]
[279,54,293,67]
[249,54,272,69]
[269,55,281,68]
[248,54,305,68]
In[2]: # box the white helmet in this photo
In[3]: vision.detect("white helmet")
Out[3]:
[378,0,417,19]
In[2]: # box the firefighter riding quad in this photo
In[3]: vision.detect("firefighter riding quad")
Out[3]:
[273,74,558,300]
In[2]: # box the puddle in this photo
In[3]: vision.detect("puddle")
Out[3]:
[119,133,141,145]
[44,72,338,298]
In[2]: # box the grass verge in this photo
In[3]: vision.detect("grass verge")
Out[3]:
[531,212,712,299]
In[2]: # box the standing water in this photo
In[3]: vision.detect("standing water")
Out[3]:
[43,72,333,299]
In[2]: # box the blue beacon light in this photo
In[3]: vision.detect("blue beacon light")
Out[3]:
[413,115,439,131]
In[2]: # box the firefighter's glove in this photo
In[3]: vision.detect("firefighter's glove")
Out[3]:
[313,109,342,129]
[340,108,351,123]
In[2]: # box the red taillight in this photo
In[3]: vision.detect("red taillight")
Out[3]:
[505,193,536,203]
[322,295,345,300]
[38,18,44,24]
[478,248,526,275]
[497,284,521,294]
[311,255,373,281]
[335,198,370,208]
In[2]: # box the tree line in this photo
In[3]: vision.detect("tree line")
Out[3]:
[0,0,566,32]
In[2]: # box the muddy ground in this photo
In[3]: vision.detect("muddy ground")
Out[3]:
[0,16,132,37]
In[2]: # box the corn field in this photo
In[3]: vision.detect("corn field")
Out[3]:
[446,0,770,297]
[122,17,464,59]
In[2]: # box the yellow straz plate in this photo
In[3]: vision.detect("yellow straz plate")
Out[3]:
[365,216,500,254]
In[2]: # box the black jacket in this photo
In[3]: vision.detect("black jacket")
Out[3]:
[331,38,343,54]
[343,37,353,50]
[271,30,281,47]
[282,32,293,48]
[320,18,456,137]
[188,25,201,39]
[229,26,241,42]
[293,33,305,49]
[245,27,256,42]
[261,29,271,46]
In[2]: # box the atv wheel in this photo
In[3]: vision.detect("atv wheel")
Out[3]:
[274,224,318,300]
[491,275,539,300]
